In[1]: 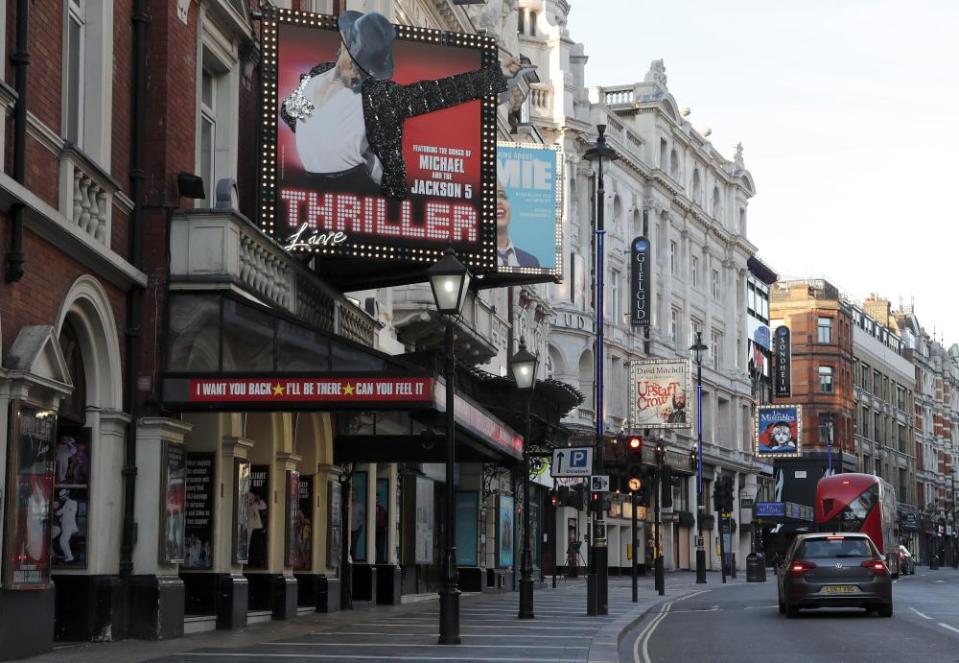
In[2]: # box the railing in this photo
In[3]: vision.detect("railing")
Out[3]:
[528,85,553,114]
[169,209,378,347]
[60,148,115,247]
[604,87,635,106]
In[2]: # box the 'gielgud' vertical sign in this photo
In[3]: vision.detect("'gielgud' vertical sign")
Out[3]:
[630,236,651,328]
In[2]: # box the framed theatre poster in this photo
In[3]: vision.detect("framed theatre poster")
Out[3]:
[160,442,187,564]
[183,452,215,569]
[260,7,500,273]
[454,491,479,567]
[3,402,57,589]
[414,476,434,565]
[629,359,694,430]
[375,478,389,564]
[497,494,515,568]
[494,142,563,277]
[245,465,270,568]
[350,471,368,562]
[755,405,803,459]
[53,427,91,569]
[293,474,313,571]
[234,460,252,565]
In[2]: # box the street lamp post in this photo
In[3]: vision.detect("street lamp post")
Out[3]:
[584,124,618,616]
[511,338,539,620]
[690,331,708,584]
[821,416,835,475]
[428,248,471,646]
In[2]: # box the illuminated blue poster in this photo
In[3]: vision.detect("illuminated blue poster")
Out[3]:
[497,495,515,568]
[455,491,479,566]
[755,405,803,458]
[495,143,562,275]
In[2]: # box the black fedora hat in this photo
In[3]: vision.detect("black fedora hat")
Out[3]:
[338,11,396,81]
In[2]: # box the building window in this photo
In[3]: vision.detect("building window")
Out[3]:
[817,316,832,344]
[65,0,85,145]
[197,38,239,209]
[711,269,720,299]
[873,369,880,395]
[711,330,722,369]
[671,307,680,346]
[610,269,621,321]
[860,406,869,438]
[860,362,869,390]
[199,67,216,208]
[670,241,678,275]
[517,9,525,34]
[819,366,834,393]
[874,412,881,442]
[690,318,703,344]
[529,11,537,36]
[691,255,699,287]
[659,139,667,169]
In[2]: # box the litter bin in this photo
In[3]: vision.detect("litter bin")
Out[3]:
[746,552,766,582]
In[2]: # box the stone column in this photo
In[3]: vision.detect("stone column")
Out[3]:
[128,417,192,640]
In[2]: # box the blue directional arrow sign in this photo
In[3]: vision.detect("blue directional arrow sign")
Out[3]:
[551,447,593,477]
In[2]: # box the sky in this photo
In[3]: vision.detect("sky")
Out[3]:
[569,0,959,343]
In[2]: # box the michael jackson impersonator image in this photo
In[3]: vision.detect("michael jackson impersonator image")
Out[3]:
[279,10,508,199]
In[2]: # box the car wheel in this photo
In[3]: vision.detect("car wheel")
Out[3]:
[878,603,893,618]
[785,602,799,618]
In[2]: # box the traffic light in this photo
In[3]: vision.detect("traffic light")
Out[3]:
[626,434,644,493]
[712,475,734,514]
[637,472,651,507]
[661,464,673,509]
[549,490,559,508]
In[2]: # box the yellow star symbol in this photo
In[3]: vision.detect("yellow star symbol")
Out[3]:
[343,383,355,396]
[273,383,285,396]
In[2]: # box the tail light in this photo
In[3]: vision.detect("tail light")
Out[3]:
[790,560,817,576]
[861,560,888,574]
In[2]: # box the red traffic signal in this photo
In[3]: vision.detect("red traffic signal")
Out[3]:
[627,436,642,452]
[550,491,559,507]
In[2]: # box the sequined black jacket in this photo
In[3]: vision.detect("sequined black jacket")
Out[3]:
[280,61,506,199]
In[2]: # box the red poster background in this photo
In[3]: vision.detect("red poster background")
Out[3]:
[275,24,482,244]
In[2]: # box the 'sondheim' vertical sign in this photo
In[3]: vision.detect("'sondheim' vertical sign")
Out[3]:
[630,236,650,328]
[774,325,792,398]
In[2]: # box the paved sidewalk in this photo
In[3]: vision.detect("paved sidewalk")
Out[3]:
[27,573,742,663]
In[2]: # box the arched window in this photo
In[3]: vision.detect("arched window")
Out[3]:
[712,187,721,221]
[669,149,679,178]
[59,319,87,426]
[578,350,594,410]
[692,169,701,203]
[739,207,746,235]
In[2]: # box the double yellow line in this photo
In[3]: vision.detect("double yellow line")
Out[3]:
[632,589,711,663]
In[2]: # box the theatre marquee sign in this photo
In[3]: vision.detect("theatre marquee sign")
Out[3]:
[259,8,499,272]
[163,376,434,409]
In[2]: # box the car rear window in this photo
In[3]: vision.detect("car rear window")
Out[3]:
[797,537,873,559]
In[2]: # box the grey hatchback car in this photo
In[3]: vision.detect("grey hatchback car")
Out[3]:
[777,532,893,618]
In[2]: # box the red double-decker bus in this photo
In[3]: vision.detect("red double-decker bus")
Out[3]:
[815,473,900,577]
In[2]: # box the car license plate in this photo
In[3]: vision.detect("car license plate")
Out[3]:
[823,585,858,594]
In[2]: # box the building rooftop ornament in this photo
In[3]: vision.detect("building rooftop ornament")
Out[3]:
[644,59,668,91]
[734,142,745,169]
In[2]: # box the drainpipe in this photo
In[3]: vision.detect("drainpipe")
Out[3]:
[4,0,29,282]
[120,0,148,576]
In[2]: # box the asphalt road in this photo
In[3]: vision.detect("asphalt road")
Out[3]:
[621,567,959,663]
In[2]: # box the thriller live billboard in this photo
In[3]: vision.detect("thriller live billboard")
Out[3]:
[259,8,500,273]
